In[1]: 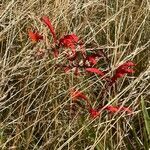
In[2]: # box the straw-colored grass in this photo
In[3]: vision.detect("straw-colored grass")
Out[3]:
[0,0,150,149]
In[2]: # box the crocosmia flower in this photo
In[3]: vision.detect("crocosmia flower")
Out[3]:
[105,105,132,114]
[59,34,79,47]
[28,30,43,42]
[85,55,97,66]
[70,89,88,101]
[41,16,57,44]
[105,105,119,113]
[85,68,105,76]
[70,89,91,108]
[59,34,79,54]
[89,108,100,118]
[117,106,132,114]
[111,61,136,84]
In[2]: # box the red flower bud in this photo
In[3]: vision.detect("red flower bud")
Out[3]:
[89,108,100,118]
[28,30,43,42]
[85,68,105,76]
[41,16,57,44]
[105,105,132,114]
[105,106,118,113]
[70,89,88,101]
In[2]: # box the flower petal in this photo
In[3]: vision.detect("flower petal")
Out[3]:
[110,61,135,84]
[105,105,132,114]
[89,108,100,118]
[122,61,136,67]
[70,89,88,101]
[28,30,43,42]
[105,106,118,113]
[86,55,97,65]
[41,16,57,44]
[59,34,79,49]
[119,106,133,114]
[85,68,105,76]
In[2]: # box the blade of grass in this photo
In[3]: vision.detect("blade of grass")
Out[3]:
[141,96,150,140]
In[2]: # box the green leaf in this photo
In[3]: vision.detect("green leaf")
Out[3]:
[141,96,150,140]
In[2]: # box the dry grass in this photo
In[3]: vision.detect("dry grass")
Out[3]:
[0,0,150,149]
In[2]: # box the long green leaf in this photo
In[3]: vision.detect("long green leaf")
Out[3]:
[141,97,150,140]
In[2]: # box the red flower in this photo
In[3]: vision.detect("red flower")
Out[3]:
[28,30,43,42]
[70,89,88,101]
[41,16,57,44]
[85,55,97,66]
[105,106,118,113]
[85,68,105,76]
[89,108,100,118]
[118,106,132,114]
[121,61,135,67]
[70,89,91,108]
[59,34,80,56]
[59,34,79,46]
[111,61,135,84]
[105,105,132,114]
